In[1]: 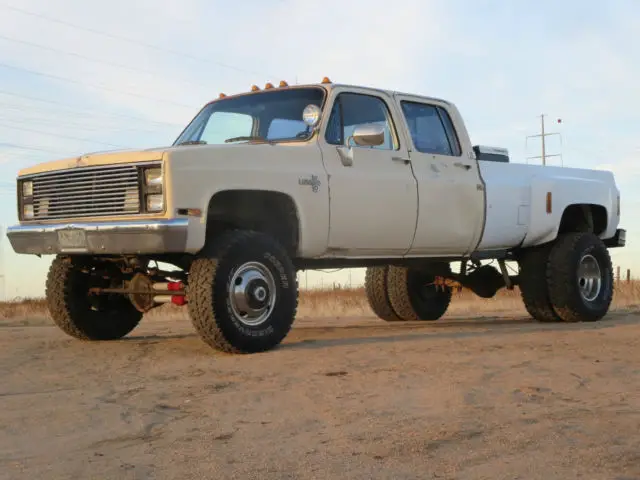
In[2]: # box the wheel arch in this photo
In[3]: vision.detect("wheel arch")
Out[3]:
[202,189,302,256]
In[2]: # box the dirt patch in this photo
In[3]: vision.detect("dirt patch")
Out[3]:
[1,306,639,479]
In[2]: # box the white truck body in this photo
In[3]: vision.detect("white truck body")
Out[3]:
[7,81,623,261]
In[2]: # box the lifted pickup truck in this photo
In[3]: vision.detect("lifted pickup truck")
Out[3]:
[7,78,626,354]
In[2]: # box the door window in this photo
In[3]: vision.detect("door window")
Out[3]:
[325,93,399,150]
[400,101,461,156]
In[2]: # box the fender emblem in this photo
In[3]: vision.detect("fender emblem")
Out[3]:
[298,174,321,193]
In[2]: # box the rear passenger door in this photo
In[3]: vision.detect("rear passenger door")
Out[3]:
[394,95,485,256]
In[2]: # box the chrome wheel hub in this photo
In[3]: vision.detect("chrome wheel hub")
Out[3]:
[577,254,602,302]
[229,261,276,326]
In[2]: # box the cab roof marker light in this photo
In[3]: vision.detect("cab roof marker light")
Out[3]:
[251,85,260,92]
[321,76,332,84]
[279,80,289,87]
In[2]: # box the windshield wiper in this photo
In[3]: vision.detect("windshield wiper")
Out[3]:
[224,136,273,144]
[176,140,207,146]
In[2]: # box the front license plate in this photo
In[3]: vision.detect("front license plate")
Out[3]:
[57,229,87,249]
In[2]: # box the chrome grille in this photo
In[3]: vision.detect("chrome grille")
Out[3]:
[28,164,142,220]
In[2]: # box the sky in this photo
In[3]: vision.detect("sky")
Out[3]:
[0,0,638,299]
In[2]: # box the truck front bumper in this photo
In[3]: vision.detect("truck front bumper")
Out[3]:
[603,228,626,248]
[6,218,189,255]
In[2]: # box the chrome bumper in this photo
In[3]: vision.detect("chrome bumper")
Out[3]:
[6,218,189,255]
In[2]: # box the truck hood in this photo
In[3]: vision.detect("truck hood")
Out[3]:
[16,142,305,177]
[17,146,174,177]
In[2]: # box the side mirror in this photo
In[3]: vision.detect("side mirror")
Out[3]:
[351,124,385,147]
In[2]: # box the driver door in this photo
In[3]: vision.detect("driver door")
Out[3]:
[318,89,418,256]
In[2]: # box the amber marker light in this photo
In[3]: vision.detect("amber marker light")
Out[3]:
[251,85,260,91]
[265,82,274,89]
[321,76,331,84]
[279,80,289,87]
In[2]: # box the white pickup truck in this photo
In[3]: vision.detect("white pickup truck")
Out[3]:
[7,78,626,354]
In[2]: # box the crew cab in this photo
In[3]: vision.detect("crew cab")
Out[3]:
[6,78,626,353]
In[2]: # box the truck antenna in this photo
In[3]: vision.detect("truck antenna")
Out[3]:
[526,114,563,166]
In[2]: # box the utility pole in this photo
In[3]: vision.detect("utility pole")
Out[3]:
[526,114,563,166]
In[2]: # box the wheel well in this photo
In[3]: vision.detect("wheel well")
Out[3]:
[558,204,607,235]
[204,190,300,255]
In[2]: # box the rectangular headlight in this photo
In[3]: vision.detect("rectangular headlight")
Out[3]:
[146,194,164,212]
[23,204,34,219]
[22,181,33,197]
[144,167,163,186]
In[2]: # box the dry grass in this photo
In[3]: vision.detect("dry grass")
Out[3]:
[1,280,639,322]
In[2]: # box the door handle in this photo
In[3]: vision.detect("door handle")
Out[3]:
[392,156,410,165]
[454,162,472,170]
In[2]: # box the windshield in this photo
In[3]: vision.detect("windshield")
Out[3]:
[173,87,326,146]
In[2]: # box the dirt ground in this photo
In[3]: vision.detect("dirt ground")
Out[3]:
[1,309,640,480]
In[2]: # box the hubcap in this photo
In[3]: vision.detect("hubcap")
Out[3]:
[229,261,277,326]
[577,254,602,302]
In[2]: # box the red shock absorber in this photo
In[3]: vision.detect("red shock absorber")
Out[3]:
[168,281,187,306]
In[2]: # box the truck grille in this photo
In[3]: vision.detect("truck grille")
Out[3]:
[29,164,142,220]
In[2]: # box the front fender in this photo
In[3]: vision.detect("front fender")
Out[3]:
[163,144,329,257]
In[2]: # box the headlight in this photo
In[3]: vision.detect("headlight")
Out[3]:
[23,204,34,219]
[146,194,164,212]
[20,179,35,220]
[144,167,163,186]
[141,166,164,213]
[22,181,33,197]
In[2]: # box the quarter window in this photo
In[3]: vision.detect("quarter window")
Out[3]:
[325,93,398,150]
[400,101,461,156]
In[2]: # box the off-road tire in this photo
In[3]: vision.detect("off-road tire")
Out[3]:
[386,264,453,321]
[547,232,614,322]
[517,244,561,322]
[45,256,143,340]
[364,266,403,322]
[187,230,298,354]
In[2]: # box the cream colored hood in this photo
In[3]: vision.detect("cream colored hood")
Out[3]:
[17,146,172,177]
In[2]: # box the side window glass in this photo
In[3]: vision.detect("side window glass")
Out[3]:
[437,107,462,156]
[400,102,455,156]
[200,112,254,144]
[325,93,398,150]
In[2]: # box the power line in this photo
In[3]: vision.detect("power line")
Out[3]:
[0,3,280,79]
[0,90,182,127]
[0,142,72,156]
[2,109,174,135]
[0,61,196,109]
[0,123,129,148]
[0,33,218,93]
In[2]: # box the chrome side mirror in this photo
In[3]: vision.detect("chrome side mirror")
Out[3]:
[351,124,385,147]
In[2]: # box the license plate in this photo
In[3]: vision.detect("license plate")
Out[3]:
[57,229,87,249]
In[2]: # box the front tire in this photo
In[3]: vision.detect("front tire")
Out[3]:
[547,232,614,322]
[45,256,143,340]
[386,264,453,321]
[187,230,298,354]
